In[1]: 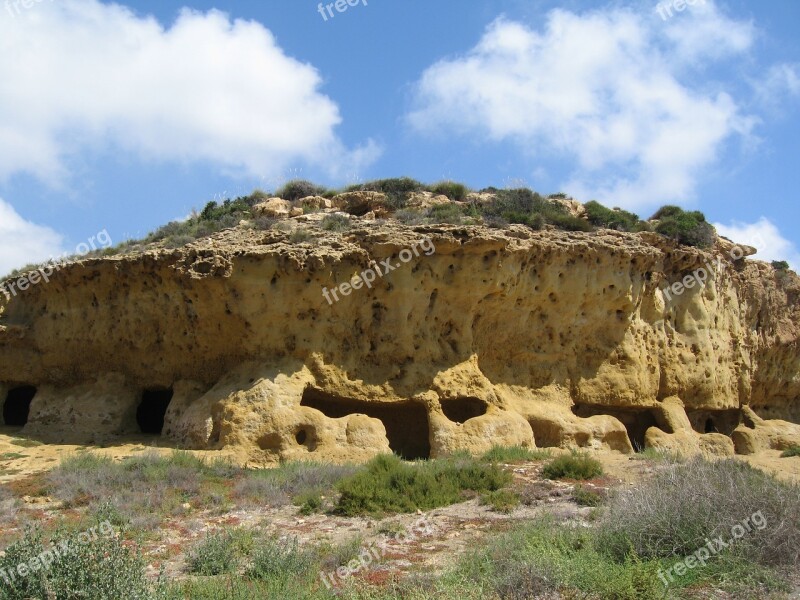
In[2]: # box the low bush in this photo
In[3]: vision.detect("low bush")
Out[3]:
[541,452,603,480]
[335,454,511,516]
[600,457,800,566]
[480,445,550,463]
[573,484,603,507]
[321,214,351,232]
[426,203,466,224]
[651,205,716,248]
[584,200,641,231]
[0,525,152,600]
[246,537,318,584]
[431,180,469,201]
[772,260,790,272]
[478,188,594,232]
[187,530,241,575]
[481,489,520,513]
[454,518,663,600]
[276,180,327,202]
[781,445,800,457]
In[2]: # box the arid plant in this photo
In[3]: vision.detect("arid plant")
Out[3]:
[541,452,603,480]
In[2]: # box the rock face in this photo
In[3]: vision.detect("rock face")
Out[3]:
[1,218,799,464]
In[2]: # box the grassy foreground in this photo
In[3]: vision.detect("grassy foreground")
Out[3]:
[0,449,797,599]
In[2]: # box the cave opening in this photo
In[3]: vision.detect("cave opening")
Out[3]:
[440,397,488,424]
[136,388,174,435]
[3,386,37,427]
[572,404,659,451]
[687,409,740,436]
[300,387,430,459]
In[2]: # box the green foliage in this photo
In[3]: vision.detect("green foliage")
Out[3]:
[0,525,152,600]
[600,457,800,566]
[426,202,468,224]
[275,180,327,202]
[481,489,520,513]
[772,260,790,272]
[288,229,312,243]
[478,188,594,232]
[453,518,664,600]
[480,445,551,463]
[573,484,603,507]
[321,214,351,232]
[584,200,642,231]
[295,490,324,515]
[431,180,469,201]
[335,454,511,516]
[187,530,241,575]
[349,177,427,196]
[651,205,716,248]
[541,452,604,480]
[780,445,800,457]
[246,537,318,584]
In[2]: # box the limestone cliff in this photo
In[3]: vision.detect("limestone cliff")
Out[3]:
[1,198,799,463]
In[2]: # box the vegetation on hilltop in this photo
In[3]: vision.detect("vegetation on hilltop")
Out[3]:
[5,177,767,281]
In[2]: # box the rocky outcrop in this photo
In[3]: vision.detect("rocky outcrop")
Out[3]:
[1,212,798,463]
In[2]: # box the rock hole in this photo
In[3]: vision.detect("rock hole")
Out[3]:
[572,404,659,451]
[3,385,37,426]
[301,387,430,459]
[687,409,740,436]
[136,388,174,435]
[440,397,488,424]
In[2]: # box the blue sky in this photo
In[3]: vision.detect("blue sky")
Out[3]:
[0,0,798,274]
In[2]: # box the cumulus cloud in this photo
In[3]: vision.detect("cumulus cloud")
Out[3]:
[408,3,760,209]
[0,1,379,185]
[714,217,800,269]
[0,199,65,276]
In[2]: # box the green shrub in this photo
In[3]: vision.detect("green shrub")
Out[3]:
[573,484,603,507]
[187,530,240,575]
[289,229,312,243]
[431,181,469,201]
[480,446,550,463]
[780,445,800,457]
[0,525,152,600]
[651,206,716,248]
[772,260,790,272]
[321,214,351,232]
[454,518,663,600]
[541,452,603,480]
[426,202,466,224]
[600,457,800,566]
[295,491,324,515]
[233,462,356,508]
[335,454,511,516]
[481,489,520,513]
[584,201,641,231]
[479,188,593,232]
[246,537,318,584]
[276,180,327,202]
[350,177,427,196]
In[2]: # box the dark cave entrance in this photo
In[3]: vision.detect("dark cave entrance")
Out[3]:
[572,404,659,451]
[3,386,37,427]
[686,409,741,436]
[300,387,431,459]
[440,397,488,424]
[136,388,174,435]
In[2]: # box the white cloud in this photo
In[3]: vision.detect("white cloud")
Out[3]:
[408,3,760,210]
[751,63,800,111]
[714,217,800,269]
[0,1,379,185]
[0,199,65,276]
